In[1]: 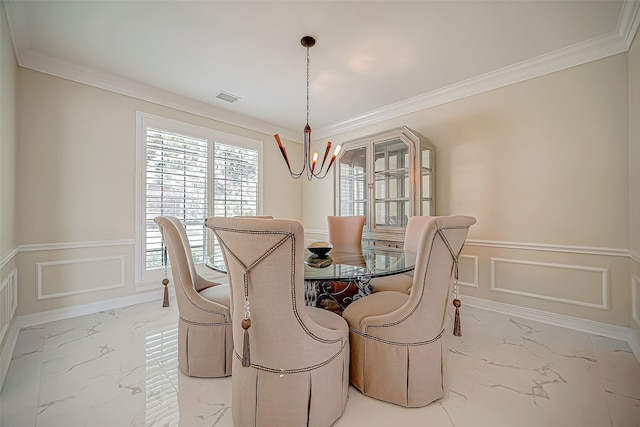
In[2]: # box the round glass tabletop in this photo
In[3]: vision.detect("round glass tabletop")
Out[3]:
[206,246,416,281]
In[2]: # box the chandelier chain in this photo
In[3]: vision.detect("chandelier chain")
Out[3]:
[306,45,310,126]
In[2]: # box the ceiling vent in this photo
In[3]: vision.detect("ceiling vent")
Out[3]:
[216,91,240,103]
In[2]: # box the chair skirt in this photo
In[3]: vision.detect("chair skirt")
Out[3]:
[349,331,445,407]
[178,319,233,378]
[231,353,349,427]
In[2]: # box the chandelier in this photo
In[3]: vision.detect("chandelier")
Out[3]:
[274,36,341,180]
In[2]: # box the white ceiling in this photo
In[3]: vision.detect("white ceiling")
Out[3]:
[4,1,640,140]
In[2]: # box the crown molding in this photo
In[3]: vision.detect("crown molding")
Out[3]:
[315,30,629,138]
[316,0,640,138]
[619,0,640,48]
[5,0,639,141]
[13,50,300,143]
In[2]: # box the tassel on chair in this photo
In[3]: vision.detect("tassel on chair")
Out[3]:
[453,298,462,336]
[241,318,251,367]
[162,278,170,308]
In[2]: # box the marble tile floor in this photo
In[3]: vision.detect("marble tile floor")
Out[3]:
[1,299,639,427]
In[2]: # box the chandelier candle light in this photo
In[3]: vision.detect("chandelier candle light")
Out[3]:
[274,36,341,180]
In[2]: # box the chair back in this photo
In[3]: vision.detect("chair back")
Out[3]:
[367,216,475,343]
[403,215,433,252]
[327,215,366,252]
[205,217,346,369]
[154,216,202,312]
[155,216,232,377]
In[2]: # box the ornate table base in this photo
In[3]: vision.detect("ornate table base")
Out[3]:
[305,277,372,315]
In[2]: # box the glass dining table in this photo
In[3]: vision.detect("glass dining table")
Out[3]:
[206,246,416,314]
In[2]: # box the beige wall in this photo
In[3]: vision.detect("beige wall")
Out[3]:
[15,68,302,316]
[629,27,640,340]
[305,53,632,326]
[0,1,16,259]
[3,12,638,335]
[0,0,18,386]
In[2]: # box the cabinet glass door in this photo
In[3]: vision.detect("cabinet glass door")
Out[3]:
[338,145,367,218]
[373,139,410,229]
[335,127,434,245]
[421,145,433,215]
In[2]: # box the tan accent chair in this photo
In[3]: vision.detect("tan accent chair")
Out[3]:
[370,215,433,294]
[342,215,476,407]
[204,217,350,427]
[154,216,232,378]
[327,215,366,253]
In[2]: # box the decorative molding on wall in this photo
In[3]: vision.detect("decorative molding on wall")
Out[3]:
[633,274,640,329]
[15,238,631,259]
[463,295,640,362]
[0,247,18,270]
[0,277,9,345]
[490,257,609,310]
[459,254,478,288]
[36,255,125,300]
[19,239,135,252]
[0,268,18,346]
[466,239,629,258]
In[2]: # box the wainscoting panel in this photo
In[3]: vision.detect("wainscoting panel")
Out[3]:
[633,274,640,329]
[490,257,609,309]
[459,254,478,288]
[37,256,125,300]
[0,268,17,345]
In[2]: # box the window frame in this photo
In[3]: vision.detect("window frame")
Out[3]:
[135,112,263,288]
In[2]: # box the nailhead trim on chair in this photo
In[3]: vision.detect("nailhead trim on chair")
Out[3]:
[364,224,469,334]
[177,282,230,322]
[349,328,445,346]
[232,340,348,374]
[179,316,232,327]
[211,225,347,371]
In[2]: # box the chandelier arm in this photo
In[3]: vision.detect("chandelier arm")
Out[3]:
[274,134,305,179]
[319,141,332,172]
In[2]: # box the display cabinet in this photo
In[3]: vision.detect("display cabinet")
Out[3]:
[334,127,435,246]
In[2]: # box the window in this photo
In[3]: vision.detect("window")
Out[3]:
[136,112,262,286]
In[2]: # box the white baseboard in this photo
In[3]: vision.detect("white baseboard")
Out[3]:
[16,290,166,329]
[464,295,640,361]
[627,328,640,362]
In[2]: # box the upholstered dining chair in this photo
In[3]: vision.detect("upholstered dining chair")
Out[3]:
[204,217,350,427]
[154,216,232,378]
[327,215,366,253]
[342,215,476,407]
[369,215,433,294]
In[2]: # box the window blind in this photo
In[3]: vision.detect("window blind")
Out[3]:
[213,142,259,217]
[145,128,208,270]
